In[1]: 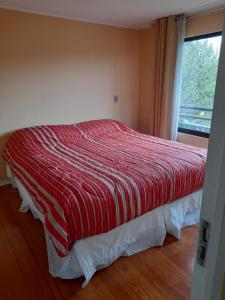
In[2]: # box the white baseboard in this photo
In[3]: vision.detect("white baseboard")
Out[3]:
[0,178,11,187]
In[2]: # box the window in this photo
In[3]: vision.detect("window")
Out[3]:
[178,32,222,138]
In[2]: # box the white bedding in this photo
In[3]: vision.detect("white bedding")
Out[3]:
[7,165,202,287]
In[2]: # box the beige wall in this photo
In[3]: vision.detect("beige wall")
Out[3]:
[138,9,225,148]
[186,9,225,37]
[177,133,209,148]
[0,9,140,180]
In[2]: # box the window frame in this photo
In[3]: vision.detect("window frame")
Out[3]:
[178,31,222,139]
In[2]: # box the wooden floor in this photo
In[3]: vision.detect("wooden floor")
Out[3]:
[0,185,199,300]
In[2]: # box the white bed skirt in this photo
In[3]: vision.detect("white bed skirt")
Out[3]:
[7,166,202,287]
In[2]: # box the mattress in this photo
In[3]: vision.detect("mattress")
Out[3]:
[8,166,202,287]
[2,119,207,257]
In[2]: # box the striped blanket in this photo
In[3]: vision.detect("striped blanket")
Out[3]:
[2,119,206,256]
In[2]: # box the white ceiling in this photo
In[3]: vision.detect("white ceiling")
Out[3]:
[0,0,225,29]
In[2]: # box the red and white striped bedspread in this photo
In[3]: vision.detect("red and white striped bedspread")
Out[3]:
[2,119,207,256]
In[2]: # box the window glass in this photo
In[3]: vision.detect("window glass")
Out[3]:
[178,33,222,137]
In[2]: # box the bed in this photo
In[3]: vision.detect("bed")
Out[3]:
[2,119,206,287]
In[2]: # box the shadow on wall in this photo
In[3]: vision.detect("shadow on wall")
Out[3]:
[0,132,13,180]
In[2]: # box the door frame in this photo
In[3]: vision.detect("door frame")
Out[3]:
[191,18,225,300]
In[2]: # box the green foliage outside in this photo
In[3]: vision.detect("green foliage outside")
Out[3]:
[179,37,221,131]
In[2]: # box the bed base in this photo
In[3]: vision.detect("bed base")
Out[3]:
[7,165,202,287]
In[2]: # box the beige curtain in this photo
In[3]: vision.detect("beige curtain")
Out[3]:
[153,15,185,140]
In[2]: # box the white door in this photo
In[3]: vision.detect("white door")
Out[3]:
[191,19,225,300]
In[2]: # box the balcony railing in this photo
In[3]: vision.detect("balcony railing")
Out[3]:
[178,105,213,136]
